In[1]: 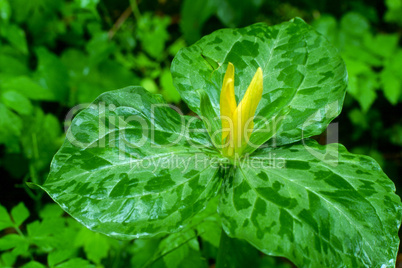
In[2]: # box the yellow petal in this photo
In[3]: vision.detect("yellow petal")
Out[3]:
[232,67,263,155]
[220,62,236,144]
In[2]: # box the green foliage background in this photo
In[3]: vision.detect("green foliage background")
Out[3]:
[0,0,401,267]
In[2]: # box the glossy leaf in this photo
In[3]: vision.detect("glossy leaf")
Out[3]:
[41,87,223,239]
[219,139,401,267]
[172,18,347,147]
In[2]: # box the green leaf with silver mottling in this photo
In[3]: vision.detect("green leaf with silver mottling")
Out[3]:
[172,18,347,148]
[219,139,401,268]
[40,86,224,240]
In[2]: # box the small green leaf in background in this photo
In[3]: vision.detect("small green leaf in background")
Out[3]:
[0,103,22,151]
[0,205,13,231]
[0,0,11,22]
[75,228,111,265]
[1,251,17,267]
[0,24,28,54]
[160,68,181,103]
[140,77,158,94]
[0,234,25,251]
[390,124,402,146]
[54,258,95,268]
[137,13,170,60]
[131,239,160,267]
[34,47,69,103]
[0,50,29,77]
[1,76,55,101]
[20,109,63,172]
[180,0,218,44]
[10,202,29,227]
[216,0,264,28]
[380,67,401,105]
[48,249,76,267]
[1,91,33,115]
[21,260,47,268]
[313,12,402,109]
[216,231,260,268]
[381,50,402,105]
[157,229,205,268]
[385,0,402,25]
[74,0,99,13]
[39,204,64,219]
[86,32,116,65]
[365,34,399,59]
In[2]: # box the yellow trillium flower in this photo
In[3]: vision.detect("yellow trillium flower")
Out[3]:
[220,62,263,158]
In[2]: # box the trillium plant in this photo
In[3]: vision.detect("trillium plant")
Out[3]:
[39,18,402,267]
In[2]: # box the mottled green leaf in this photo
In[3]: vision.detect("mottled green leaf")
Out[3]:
[172,18,347,149]
[41,87,223,239]
[219,139,401,267]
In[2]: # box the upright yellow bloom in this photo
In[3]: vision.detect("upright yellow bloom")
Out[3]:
[220,62,263,158]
